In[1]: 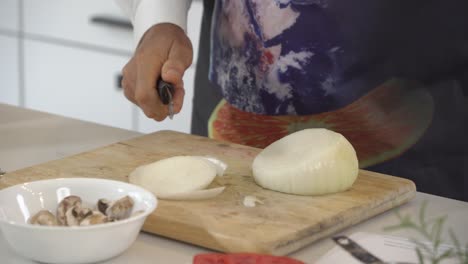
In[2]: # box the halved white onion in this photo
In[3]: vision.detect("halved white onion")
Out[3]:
[252,128,359,195]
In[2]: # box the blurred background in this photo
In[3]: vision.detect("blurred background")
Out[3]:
[0,0,203,133]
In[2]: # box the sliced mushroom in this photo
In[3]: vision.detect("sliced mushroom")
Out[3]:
[30,195,136,227]
[105,196,134,221]
[29,210,58,226]
[64,206,92,226]
[80,211,108,226]
[97,199,111,215]
[57,195,82,226]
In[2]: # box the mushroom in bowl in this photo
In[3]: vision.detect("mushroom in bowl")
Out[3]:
[0,178,157,264]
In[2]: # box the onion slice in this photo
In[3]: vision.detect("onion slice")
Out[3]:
[129,156,227,200]
[158,187,226,200]
[196,156,227,177]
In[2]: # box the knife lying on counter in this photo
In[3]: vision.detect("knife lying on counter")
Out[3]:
[156,78,175,120]
[333,236,416,264]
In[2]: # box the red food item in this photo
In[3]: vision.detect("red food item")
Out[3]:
[208,79,434,168]
[193,253,305,264]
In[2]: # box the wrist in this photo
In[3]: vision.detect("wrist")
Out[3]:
[133,0,190,48]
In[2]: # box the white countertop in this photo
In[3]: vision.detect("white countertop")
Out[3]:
[1,103,467,264]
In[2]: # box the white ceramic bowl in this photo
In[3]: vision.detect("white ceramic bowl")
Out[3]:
[0,178,157,264]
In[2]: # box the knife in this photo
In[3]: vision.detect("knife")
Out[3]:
[333,236,384,264]
[332,236,416,264]
[156,78,175,119]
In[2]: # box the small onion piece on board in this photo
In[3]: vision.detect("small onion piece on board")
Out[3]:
[129,156,226,200]
[252,128,359,195]
[243,195,264,208]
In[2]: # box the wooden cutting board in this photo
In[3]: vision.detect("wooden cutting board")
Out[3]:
[0,131,416,255]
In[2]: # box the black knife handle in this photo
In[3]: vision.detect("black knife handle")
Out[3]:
[157,79,175,105]
[333,236,384,264]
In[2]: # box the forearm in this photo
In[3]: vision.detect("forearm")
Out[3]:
[115,0,192,46]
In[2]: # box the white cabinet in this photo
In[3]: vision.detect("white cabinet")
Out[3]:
[23,0,133,53]
[0,35,19,106]
[0,0,19,32]
[137,68,195,133]
[24,40,134,130]
[0,0,20,106]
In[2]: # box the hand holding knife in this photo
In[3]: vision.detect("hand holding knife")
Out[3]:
[156,78,175,120]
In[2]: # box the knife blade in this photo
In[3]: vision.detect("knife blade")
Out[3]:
[156,78,175,119]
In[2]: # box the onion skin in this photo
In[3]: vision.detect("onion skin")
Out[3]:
[252,129,359,195]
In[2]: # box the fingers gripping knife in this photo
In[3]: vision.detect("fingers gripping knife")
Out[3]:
[157,79,175,119]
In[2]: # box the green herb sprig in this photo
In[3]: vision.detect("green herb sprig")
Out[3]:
[384,201,468,264]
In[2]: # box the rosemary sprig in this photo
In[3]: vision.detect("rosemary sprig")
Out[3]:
[384,201,468,264]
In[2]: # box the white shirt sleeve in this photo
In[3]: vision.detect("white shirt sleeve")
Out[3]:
[115,0,192,46]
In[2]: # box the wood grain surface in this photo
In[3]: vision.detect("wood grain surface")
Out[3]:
[0,131,416,255]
